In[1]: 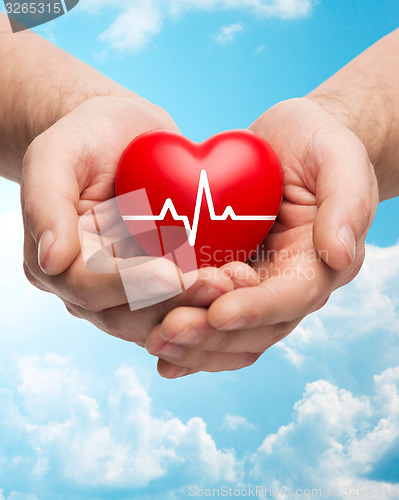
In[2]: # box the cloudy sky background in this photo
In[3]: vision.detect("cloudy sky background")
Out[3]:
[1,0,399,498]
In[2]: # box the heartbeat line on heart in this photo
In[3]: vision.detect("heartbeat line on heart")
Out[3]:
[122,169,277,246]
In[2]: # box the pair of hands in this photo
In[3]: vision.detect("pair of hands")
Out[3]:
[21,95,378,378]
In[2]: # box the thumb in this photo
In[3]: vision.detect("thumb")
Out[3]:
[312,136,378,271]
[21,139,81,276]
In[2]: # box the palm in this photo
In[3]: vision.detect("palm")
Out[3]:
[248,98,373,297]
[58,97,179,216]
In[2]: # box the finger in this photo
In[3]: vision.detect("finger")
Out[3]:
[109,261,238,312]
[181,266,235,306]
[60,266,237,343]
[63,300,160,344]
[311,132,378,271]
[146,326,259,376]
[207,261,333,331]
[156,350,260,376]
[148,306,300,353]
[26,210,237,313]
[116,256,191,310]
[24,228,128,311]
[21,134,82,276]
[93,262,236,312]
[156,360,197,379]
[220,261,260,288]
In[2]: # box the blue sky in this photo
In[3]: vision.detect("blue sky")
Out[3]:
[1,1,399,499]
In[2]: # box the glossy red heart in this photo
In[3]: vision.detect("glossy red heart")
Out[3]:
[115,129,283,269]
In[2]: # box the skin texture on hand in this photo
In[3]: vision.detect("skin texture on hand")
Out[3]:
[145,98,379,378]
[21,95,259,352]
[308,29,399,201]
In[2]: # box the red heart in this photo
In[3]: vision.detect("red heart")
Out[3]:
[115,130,283,269]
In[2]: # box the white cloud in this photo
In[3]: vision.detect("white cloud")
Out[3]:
[320,242,399,336]
[222,414,255,430]
[276,314,331,367]
[214,23,244,44]
[276,242,399,368]
[251,369,399,496]
[0,493,39,500]
[99,3,163,51]
[0,210,70,339]
[0,211,38,329]
[5,354,399,498]
[80,0,318,51]
[254,44,266,54]
[0,355,241,491]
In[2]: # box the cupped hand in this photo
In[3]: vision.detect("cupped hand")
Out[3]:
[21,95,258,349]
[146,97,379,377]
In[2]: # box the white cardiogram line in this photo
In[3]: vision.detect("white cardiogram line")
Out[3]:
[122,169,276,246]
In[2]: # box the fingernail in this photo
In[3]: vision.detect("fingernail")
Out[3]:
[173,327,202,346]
[192,284,223,306]
[158,342,185,360]
[218,316,247,331]
[337,225,356,264]
[38,229,55,274]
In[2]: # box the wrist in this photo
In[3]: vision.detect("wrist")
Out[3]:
[28,83,137,147]
[306,91,387,166]
[306,90,393,200]
[3,85,137,185]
